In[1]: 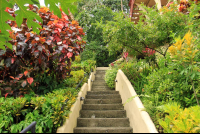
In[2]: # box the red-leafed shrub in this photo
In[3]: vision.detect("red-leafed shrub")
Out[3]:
[0,5,86,97]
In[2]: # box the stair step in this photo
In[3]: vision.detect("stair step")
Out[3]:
[74,127,133,133]
[77,118,130,127]
[92,85,110,88]
[87,91,119,95]
[93,81,107,84]
[95,74,105,78]
[82,104,124,110]
[80,110,126,118]
[91,89,114,91]
[86,94,121,99]
[92,83,107,86]
[96,71,106,73]
[95,78,105,80]
[93,79,105,82]
[84,99,122,104]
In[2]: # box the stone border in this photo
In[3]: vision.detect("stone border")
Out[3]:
[115,69,158,133]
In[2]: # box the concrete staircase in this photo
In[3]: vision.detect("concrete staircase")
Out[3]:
[74,69,133,133]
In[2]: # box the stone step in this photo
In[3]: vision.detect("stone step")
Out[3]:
[95,77,105,81]
[79,110,126,118]
[92,83,107,86]
[96,70,106,73]
[93,79,106,82]
[82,104,124,110]
[93,80,106,83]
[84,99,122,104]
[74,127,133,133]
[87,91,119,95]
[92,85,110,88]
[95,75,105,78]
[91,89,114,91]
[76,118,130,127]
[86,94,121,99]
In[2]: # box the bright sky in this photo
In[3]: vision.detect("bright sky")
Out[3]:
[39,0,46,6]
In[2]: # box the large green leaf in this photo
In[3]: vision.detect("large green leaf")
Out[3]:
[9,0,42,34]
[45,0,77,17]
[0,34,12,50]
[0,0,14,36]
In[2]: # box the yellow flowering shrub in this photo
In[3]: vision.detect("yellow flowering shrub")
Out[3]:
[70,70,85,83]
[74,55,81,63]
[159,4,178,14]
[168,31,199,65]
[159,102,200,133]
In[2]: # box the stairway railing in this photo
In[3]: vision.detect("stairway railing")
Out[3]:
[20,121,36,133]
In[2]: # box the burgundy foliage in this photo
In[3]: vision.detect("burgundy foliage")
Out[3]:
[0,5,86,97]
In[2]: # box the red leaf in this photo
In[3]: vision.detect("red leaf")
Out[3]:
[67,52,73,58]
[27,77,34,85]
[15,74,23,80]
[10,76,15,79]
[11,58,15,64]
[38,58,41,64]
[24,71,29,76]
[77,36,82,41]
[5,93,9,99]
[53,35,62,42]
[21,80,27,87]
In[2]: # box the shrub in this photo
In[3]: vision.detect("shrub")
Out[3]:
[70,70,85,84]
[0,87,77,133]
[81,60,96,74]
[105,68,118,89]
[0,5,86,97]
[158,102,200,133]
[71,63,82,71]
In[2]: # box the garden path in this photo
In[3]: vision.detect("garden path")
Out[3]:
[73,69,133,133]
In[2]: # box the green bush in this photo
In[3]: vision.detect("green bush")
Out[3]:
[0,88,77,133]
[81,60,96,74]
[105,68,118,89]
[71,63,82,71]
[70,70,85,84]
[158,102,200,133]
[143,66,199,107]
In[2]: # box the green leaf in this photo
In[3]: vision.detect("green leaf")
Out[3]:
[31,0,40,7]
[45,0,77,17]
[0,35,12,50]
[0,0,14,35]
[9,0,42,34]
[123,95,139,106]
[38,126,42,133]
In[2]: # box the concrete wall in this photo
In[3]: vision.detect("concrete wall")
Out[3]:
[115,69,158,133]
[57,67,96,133]
[56,83,88,133]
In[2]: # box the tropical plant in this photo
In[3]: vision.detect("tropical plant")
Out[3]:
[0,5,86,97]
[158,102,200,133]
[0,0,78,50]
